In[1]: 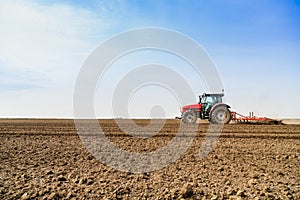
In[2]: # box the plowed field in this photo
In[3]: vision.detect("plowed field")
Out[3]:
[0,119,299,199]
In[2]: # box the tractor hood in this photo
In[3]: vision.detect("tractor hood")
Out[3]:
[182,104,202,113]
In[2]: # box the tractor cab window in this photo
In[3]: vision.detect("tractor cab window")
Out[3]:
[202,96,222,104]
[215,96,222,103]
[204,96,213,104]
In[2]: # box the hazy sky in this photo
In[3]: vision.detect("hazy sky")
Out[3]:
[1,0,300,118]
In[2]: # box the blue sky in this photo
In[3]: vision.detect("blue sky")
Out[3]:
[0,0,300,118]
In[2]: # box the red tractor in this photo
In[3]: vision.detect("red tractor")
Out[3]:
[181,93,231,124]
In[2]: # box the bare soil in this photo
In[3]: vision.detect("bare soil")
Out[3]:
[0,119,299,199]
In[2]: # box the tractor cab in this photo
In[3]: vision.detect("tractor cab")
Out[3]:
[199,93,224,116]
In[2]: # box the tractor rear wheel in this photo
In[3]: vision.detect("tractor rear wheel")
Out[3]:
[210,106,231,124]
[182,110,197,124]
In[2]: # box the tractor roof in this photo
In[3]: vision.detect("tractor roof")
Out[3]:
[202,93,224,97]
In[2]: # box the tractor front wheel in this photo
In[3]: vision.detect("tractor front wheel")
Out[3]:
[210,106,231,124]
[182,110,197,124]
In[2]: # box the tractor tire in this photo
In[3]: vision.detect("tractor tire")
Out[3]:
[210,106,231,124]
[182,110,197,124]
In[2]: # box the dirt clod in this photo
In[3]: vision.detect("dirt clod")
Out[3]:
[57,175,67,182]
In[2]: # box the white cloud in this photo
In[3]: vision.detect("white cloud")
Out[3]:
[0,0,114,117]
[0,0,107,89]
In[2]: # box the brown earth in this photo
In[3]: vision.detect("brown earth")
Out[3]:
[0,119,299,199]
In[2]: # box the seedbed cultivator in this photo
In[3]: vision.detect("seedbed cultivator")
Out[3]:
[231,112,282,125]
